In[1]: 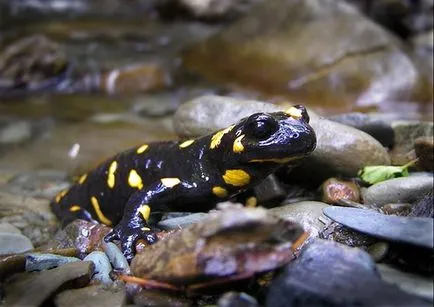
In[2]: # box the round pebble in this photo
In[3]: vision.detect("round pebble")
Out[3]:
[83,251,113,285]
[103,242,130,273]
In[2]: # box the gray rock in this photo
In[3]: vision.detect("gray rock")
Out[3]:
[25,253,80,272]
[0,119,32,145]
[323,207,434,249]
[392,120,433,155]
[174,95,390,180]
[266,239,431,307]
[362,176,434,207]
[328,112,395,148]
[253,174,286,204]
[0,222,21,234]
[378,263,434,301]
[157,212,208,230]
[0,232,33,255]
[103,242,130,273]
[367,242,390,262]
[55,284,126,307]
[269,201,331,238]
[83,251,113,285]
[3,261,94,307]
[218,291,260,307]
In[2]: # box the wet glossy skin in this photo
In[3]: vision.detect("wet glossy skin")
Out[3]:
[51,105,316,260]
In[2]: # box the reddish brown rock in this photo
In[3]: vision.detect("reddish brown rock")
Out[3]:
[321,178,361,204]
[414,136,434,171]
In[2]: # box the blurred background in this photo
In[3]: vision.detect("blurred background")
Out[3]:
[0,0,432,173]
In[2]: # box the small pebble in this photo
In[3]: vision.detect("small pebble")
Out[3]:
[103,242,130,273]
[83,251,113,285]
[218,291,260,307]
[367,242,389,262]
[321,177,360,204]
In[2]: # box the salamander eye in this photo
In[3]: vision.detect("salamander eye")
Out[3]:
[247,116,278,139]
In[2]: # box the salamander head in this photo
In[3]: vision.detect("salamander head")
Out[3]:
[209,105,316,165]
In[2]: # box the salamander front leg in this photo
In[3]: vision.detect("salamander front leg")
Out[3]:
[104,180,180,261]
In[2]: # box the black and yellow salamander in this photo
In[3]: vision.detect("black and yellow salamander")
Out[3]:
[51,105,317,260]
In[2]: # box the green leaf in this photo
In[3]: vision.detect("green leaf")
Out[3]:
[358,159,417,185]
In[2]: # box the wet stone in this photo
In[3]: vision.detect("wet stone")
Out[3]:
[321,177,360,204]
[83,251,113,285]
[269,201,331,238]
[25,253,80,272]
[361,175,434,207]
[102,241,130,273]
[328,112,395,148]
[157,212,208,230]
[218,291,260,307]
[0,232,34,255]
[378,263,434,302]
[253,174,286,205]
[266,239,431,307]
[55,284,126,307]
[0,222,21,234]
[323,207,434,249]
[367,242,390,262]
[3,261,94,307]
[133,289,192,307]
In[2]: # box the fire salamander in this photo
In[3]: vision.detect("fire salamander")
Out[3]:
[51,105,316,260]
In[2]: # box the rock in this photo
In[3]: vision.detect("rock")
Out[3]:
[102,242,130,273]
[269,201,331,238]
[266,239,431,307]
[83,251,113,285]
[3,261,94,307]
[100,62,171,95]
[133,289,192,307]
[321,178,360,204]
[0,222,21,234]
[174,95,390,181]
[328,112,395,148]
[218,291,260,307]
[0,35,70,96]
[25,253,80,272]
[323,207,434,249]
[408,191,433,218]
[378,264,434,301]
[0,118,32,146]
[132,93,180,118]
[361,175,434,207]
[381,203,413,216]
[391,120,433,164]
[412,30,434,83]
[367,242,390,262]
[414,136,434,171]
[157,212,208,230]
[0,191,53,217]
[319,221,375,248]
[0,232,34,255]
[253,174,287,205]
[182,0,432,111]
[55,284,126,307]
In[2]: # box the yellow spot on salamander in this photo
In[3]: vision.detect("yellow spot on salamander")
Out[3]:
[212,186,228,198]
[55,190,68,203]
[222,169,251,187]
[90,196,112,226]
[141,227,151,231]
[233,134,245,153]
[138,205,151,222]
[69,205,81,212]
[128,169,144,189]
[210,125,234,149]
[245,197,257,208]
[249,157,299,164]
[284,106,303,119]
[137,144,149,154]
[179,139,195,148]
[161,178,181,188]
[78,174,88,184]
[107,161,118,188]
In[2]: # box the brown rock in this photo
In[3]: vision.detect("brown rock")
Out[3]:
[183,0,432,112]
[55,284,126,307]
[321,178,360,204]
[414,136,434,171]
[100,62,171,94]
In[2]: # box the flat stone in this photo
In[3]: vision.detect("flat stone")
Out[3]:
[25,253,80,272]
[361,176,434,207]
[0,232,34,255]
[55,284,126,307]
[378,264,434,301]
[269,201,331,238]
[323,207,434,249]
[4,261,94,307]
[266,239,431,307]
